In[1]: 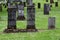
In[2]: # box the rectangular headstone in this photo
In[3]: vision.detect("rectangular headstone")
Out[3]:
[44,4,50,15]
[27,4,36,29]
[38,3,41,9]
[55,2,58,7]
[8,5,17,29]
[48,17,55,29]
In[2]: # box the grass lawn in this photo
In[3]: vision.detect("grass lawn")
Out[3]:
[0,0,60,40]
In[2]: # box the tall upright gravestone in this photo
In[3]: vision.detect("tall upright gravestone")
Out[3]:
[17,3,25,20]
[48,17,55,29]
[4,3,19,33]
[7,6,16,29]
[44,4,50,15]
[26,4,37,32]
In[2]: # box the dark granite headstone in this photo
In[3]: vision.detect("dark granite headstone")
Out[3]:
[44,4,50,15]
[48,17,55,29]
[38,3,41,9]
[17,3,25,20]
[26,4,37,31]
[0,4,2,12]
[7,5,17,29]
[55,2,58,7]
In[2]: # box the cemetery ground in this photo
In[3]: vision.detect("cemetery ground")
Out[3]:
[0,0,60,40]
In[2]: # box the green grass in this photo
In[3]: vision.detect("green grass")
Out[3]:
[0,0,60,40]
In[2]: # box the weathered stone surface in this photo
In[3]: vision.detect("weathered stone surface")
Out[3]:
[48,17,55,29]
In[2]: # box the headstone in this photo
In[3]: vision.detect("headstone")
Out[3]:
[0,4,2,12]
[17,3,25,20]
[26,4,37,31]
[7,5,17,29]
[38,3,41,9]
[44,4,50,15]
[46,0,48,2]
[50,0,54,4]
[55,2,58,7]
[48,17,55,29]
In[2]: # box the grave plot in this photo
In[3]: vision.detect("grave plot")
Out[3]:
[17,3,25,20]
[48,17,55,29]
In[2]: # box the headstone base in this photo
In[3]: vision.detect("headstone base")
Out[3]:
[44,12,49,15]
[7,25,16,29]
[4,29,37,33]
[27,25,36,29]
[4,29,19,33]
[48,26,55,29]
[17,16,25,20]
[19,29,37,32]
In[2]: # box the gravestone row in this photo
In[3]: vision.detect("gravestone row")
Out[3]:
[4,0,37,32]
[4,0,56,33]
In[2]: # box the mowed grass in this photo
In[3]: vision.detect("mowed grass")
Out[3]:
[0,0,60,40]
